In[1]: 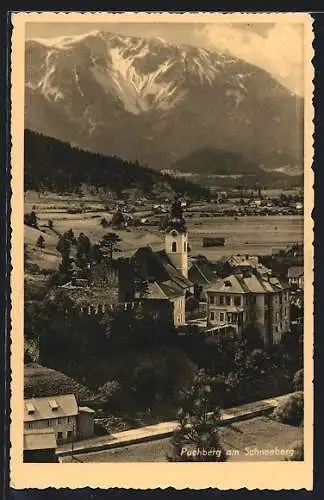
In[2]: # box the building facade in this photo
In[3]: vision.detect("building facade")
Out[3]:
[287,266,304,289]
[24,394,95,444]
[23,428,59,463]
[118,198,192,327]
[206,271,290,345]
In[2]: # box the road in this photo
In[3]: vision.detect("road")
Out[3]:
[61,415,302,463]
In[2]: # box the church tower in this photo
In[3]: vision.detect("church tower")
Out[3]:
[165,198,188,278]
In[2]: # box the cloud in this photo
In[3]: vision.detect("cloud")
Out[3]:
[193,23,304,95]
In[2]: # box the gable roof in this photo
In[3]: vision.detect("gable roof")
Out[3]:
[189,261,217,285]
[133,246,192,292]
[207,272,286,294]
[24,394,79,422]
[24,428,57,451]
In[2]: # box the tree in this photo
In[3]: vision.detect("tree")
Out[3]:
[292,369,303,392]
[100,217,109,228]
[132,362,158,408]
[167,369,227,462]
[100,232,121,263]
[58,239,73,282]
[89,243,102,264]
[24,211,38,228]
[76,232,91,259]
[273,392,304,426]
[66,229,77,245]
[36,235,45,248]
[98,380,123,411]
[56,235,71,255]
[111,211,125,230]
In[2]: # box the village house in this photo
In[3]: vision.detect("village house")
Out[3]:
[206,270,290,346]
[23,428,59,463]
[287,266,304,289]
[225,254,271,276]
[24,394,95,444]
[118,199,192,326]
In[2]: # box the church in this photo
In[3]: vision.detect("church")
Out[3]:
[118,199,193,326]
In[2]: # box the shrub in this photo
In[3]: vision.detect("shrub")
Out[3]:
[24,363,93,403]
[98,380,123,411]
[273,392,304,426]
[292,369,303,391]
[167,370,227,462]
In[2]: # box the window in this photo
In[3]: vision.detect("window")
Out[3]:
[172,241,177,252]
[67,417,72,423]
[27,422,33,429]
[225,296,231,306]
[57,431,63,441]
[210,295,215,305]
[210,311,215,321]
[220,312,224,322]
[219,296,225,305]
[250,295,256,304]
[58,417,65,424]
[226,312,232,323]
[49,399,59,411]
[234,296,241,307]
[67,431,73,439]
[184,242,187,252]
[26,403,35,415]
[47,420,51,427]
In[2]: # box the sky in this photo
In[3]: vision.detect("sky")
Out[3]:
[26,21,304,96]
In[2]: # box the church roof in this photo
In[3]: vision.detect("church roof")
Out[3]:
[132,246,192,293]
[188,261,218,285]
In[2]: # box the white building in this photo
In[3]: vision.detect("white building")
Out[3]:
[24,394,95,444]
[206,271,290,345]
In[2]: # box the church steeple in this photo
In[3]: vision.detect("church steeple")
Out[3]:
[165,197,188,278]
[166,197,187,233]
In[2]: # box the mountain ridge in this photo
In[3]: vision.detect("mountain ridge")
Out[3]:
[25,30,303,173]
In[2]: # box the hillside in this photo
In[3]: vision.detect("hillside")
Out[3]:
[24,129,210,199]
[24,363,93,401]
[25,31,303,173]
[172,147,303,188]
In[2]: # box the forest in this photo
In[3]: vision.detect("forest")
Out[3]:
[24,129,210,199]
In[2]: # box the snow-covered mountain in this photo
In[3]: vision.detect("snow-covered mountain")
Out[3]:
[25,30,303,172]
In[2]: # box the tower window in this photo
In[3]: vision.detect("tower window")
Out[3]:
[172,241,177,252]
[184,242,186,252]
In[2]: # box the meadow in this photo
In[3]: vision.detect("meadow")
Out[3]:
[24,192,304,272]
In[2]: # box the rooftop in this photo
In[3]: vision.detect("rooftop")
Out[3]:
[207,272,286,295]
[24,428,57,451]
[133,246,192,295]
[24,394,79,422]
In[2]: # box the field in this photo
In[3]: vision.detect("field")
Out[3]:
[61,416,303,462]
[187,215,303,260]
[24,193,304,273]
